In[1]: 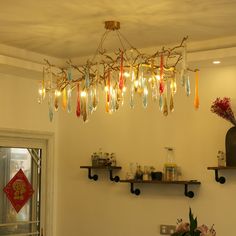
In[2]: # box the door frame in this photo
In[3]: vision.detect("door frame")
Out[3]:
[0,128,55,236]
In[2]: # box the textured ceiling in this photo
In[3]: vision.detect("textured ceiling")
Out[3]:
[0,0,236,58]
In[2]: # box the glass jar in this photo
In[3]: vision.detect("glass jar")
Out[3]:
[164,164,178,181]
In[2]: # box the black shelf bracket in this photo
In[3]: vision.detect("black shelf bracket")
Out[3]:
[109,169,120,182]
[184,184,194,198]
[214,169,226,184]
[130,183,141,196]
[88,168,98,181]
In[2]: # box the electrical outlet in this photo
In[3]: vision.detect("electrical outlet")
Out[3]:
[160,225,176,235]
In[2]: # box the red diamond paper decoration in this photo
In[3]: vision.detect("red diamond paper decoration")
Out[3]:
[3,169,34,213]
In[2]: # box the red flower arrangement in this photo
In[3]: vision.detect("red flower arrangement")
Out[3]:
[211,97,236,126]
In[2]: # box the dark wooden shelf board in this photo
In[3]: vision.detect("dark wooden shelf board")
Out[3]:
[80,165,122,170]
[119,180,201,185]
[207,166,236,170]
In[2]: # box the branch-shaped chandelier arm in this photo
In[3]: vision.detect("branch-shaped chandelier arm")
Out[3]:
[117,30,142,55]
[91,30,110,63]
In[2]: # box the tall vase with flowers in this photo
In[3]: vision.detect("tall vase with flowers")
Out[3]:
[211,97,236,166]
[171,208,216,236]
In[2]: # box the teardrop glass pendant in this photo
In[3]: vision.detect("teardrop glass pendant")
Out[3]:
[82,108,88,122]
[48,93,54,122]
[105,101,109,113]
[159,94,163,111]
[170,92,174,112]
[110,88,117,113]
[67,67,73,81]
[54,95,59,111]
[92,87,98,111]
[180,69,187,87]
[170,75,177,95]
[194,71,200,109]
[118,51,124,90]
[130,86,135,109]
[81,90,88,122]
[88,89,94,114]
[62,88,67,110]
[186,74,191,96]
[85,66,90,88]
[76,84,81,117]
[142,87,148,108]
[163,94,168,116]
[67,86,72,113]
[159,54,164,94]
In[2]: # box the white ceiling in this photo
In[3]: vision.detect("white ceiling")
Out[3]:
[0,0,236,59]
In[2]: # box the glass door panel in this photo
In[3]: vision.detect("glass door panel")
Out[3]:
[0,147,41,236]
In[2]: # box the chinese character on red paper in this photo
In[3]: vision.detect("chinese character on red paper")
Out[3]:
[3,169,34,213]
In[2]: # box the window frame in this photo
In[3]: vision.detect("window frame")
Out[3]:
[0,129,55,236]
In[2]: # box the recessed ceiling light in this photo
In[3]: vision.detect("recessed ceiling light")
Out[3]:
[213,60,221,64]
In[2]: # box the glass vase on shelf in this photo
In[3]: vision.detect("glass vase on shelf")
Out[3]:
[126,162,136,180]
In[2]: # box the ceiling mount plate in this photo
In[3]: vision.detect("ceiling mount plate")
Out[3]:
[104,21,120,31]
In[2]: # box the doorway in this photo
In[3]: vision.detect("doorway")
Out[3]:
[0,132,54,236]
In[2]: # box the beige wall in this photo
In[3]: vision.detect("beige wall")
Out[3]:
[56,65,236,236]
[0,64,236,236]
[0,73,57,132]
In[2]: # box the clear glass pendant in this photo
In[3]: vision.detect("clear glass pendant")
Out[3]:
[85,66,90,88]
[54,90,60,111]
[38,81,46,104]
[163,93,168,116]
[180,69,187,87]
[159,94,163,111]
[118,51,124,90]
[130,85,135,109]
[181,42,188,87]
[110,88,117,113]
[48,93,53,122]
[186,74,191,96]
[81,90,88,122]
[88,89,94,115]
[151,83,158,101]
[170,92,174,112]
[68,67,72,81]
[92,87,98,111]
[142,87,148,108]
[67,85,72,113]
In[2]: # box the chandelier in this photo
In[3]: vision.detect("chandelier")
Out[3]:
[38,21,199,122]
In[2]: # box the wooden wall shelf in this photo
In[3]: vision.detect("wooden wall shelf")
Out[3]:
[80,166,122,182]
[207,166,236,184]
[119,180,201,198]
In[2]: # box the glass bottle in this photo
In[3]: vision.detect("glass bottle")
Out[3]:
[217,151,226,167]
[164,147,177,181]
[135,165,143,180]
